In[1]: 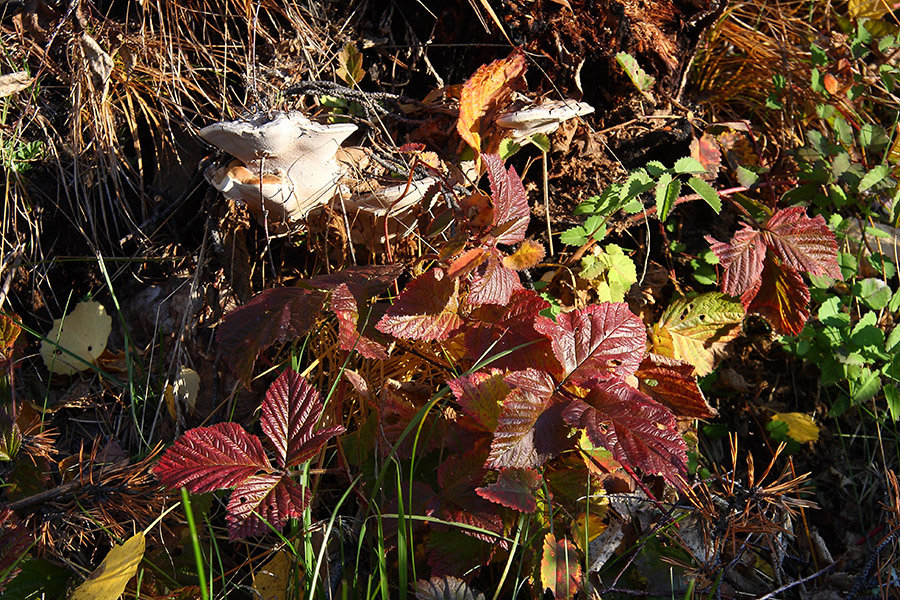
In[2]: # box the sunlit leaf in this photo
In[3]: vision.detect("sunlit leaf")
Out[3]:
[336,43,365,87]
[648,293,744,376]
[770,412,819,443]
[540,533,582,599]
[377,268,463,341]
[615,51,654,94]
[563,380,687,488]
[40,300,112,375]
[70,532,145,600]
[448,371,508,432]
[227,473,310,540]
[763,207,843,279]
[503,239,545,270]
[330,283,389,359]
[743,255,811,336]
[457,50,526,153]
[706,226,766,297]
[468,251,523,306]
[690,134,722,179]
[484,153,530,245]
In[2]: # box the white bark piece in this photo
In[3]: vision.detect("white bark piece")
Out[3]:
[0,72,34,98]
[496,99,594,143]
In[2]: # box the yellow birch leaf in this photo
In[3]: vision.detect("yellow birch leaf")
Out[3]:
[253,549,296,600]
[71,532,145,600]
[40,300,112,375]
[771,412,820,443]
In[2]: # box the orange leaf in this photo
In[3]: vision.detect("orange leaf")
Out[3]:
[503,239,545,270]
[448,248,488,280]
[457,49,526,153]
[744,255,810,336]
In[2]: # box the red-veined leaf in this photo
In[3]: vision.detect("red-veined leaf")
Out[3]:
[743,255,811,335]
[448,248,488,280]
[226,473,310,540]
[379,379,443,458]
[563,379,687,488]
[484,153,530,245]
[457,50,526,153]
[762,206,842,279]
[308,264,405,299]
[428,450,505,544]
[468,251,523,306]
[153,422,272,493]
[705,225,766,297]
[635,354,716,418]
[465,289,559,373]
[448,370,508,432]
[330,283,389,359]
[260,369,345,469]
[540,533,582,599]
[476,467,542,513]
[376,268,463,341]
[216,288,327,382]
[534,303,645,385]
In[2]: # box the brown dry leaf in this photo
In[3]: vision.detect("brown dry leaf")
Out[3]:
[252,549,294,600]
[0,72,34,98]
[457,49,526,154]
[503,239,545,270]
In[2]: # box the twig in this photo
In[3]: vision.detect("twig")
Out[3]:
[754,562,835,600]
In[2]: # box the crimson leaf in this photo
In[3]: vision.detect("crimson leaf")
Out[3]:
[308,264,405,299]
[260,369,346,469]
[226,473,310,540]
[475,467,542,513]
[743,254,811,336]
[330,283,389,359]
[762,207,842,279]
[635,354,716,418]
[540,533,582,600]
[153,422,271,493]
[427,449,505,544]
[563,379,687,488]
[467,250,523,306]
[448,370,507,432]
[216,288,327,382]
[705,225,766,296]
[376,268,463,341]
[484,154,530,245]
[534,303,646,385]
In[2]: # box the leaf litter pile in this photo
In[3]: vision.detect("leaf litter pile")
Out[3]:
[0,0,899,599]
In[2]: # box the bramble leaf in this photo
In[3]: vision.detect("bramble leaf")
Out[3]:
[484,153,530,245]
[476,467,542,513]
[616,51,655,94]
[417,576,486,600]
[488,388,549,469]
[635,354,716,418]
[330,283,389,359]
[540,533,582,600]
[762,207,842,279]
[428,450,505,544]
[153,422,272,493]
[226,473,310,540]
[705,225,766,297]
[260,369,345,469]
[690,133,722,180]
[534,303,645,385]
[377,268,463,341]
[648,293,744,376]
[217,288,327,382]
[457,50,526,153]
[563,380,687,488]
[503,239,545,270]
[448,371,508,432]
[743,255,811,336]
[468,251,523,306]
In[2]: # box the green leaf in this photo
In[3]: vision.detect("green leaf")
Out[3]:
[499,138,521,160]
[859,164,892,192]
[560,226,588,246]
[886,325,900,351]
[645,161,667,177]
[673,156,707,174]
[890,288,900,312]
[615,51,655,94]
[855,278,893,310]
[528,133,551,153]
[885,384,900,421]
[810,44,828,66]
[655,173,680,221]
[859,123,889,152]
[850,368,881,403]
[736,166,760,189]
[579,244,638,302]
[687,177,722,213]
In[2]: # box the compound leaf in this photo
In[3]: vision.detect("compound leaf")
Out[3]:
[154,422,271,493]
[563,380,687,488]
[706,225,766,297]
[377,268,463,341]
[743,255,811,336]
[260,369,345,469]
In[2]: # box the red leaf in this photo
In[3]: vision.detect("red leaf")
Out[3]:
[153,422,272,493]
[635,354,716,418]
[426,529,496,579]
[705,226,766,297]
[448,370,508,432]
[563,380,687,488]
[465,289,559,373]
[534,303,646,385]
[476,467,542,513]
[379,380,442,458]
[226,473,310,540]
[744,255,811,335]
[762,207,842,279]
[217,288,327,382]
[331,283,389,359]
[428,450,505,544]
[483,154,530,245]
[690,133,722,180]
[540,533,582,599]
[468,251,523,306]
[448,248,488,280]
[308,264,405,299]
[376,268,463,341]
[260,369,345,469]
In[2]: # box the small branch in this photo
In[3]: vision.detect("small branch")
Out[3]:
[754,562,835,600]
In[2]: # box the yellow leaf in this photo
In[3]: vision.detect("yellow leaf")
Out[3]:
[848,0,891,19]
[71,532,145,600]
[457,50,526,153]
[771,412,820,443]
[502,239,545,270]
[40,300,112,375]
[253,549,298,600]
[336,43,364,87]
